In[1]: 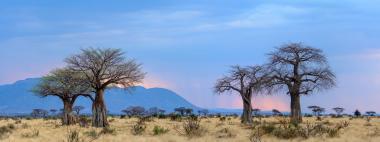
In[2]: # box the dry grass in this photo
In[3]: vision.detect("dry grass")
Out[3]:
[0,116,380,142]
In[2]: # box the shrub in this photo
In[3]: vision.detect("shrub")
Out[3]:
[131,119,146,135]
[219,117,226,122]
[0,124,16,139]
[153,125,169,135]
[176,117,205,138]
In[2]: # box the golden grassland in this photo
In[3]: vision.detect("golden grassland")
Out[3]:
[1,116,380,142]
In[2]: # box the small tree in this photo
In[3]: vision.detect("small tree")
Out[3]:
[32,68,93,125]
[272,109,282,116]
[174,107,186,116]
[66,48,145,127]
[148,107,165,117]
[185,108,193,116]
[332,107,344,117]
[31,109,48,118]
[198,109,209,116]
[50,109,58,116]
[366,111,376,116]
[308,106,321,116]
[252,108,261,116]
[122,106,146,117]
[73,106,85,115]
[354,109,361,117]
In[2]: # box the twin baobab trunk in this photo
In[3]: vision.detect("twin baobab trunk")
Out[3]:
[92,89,108,127]
[290,93,302,123]
[241,93,253,124]
[62,100,76,125]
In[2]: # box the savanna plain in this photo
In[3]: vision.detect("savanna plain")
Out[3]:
[1,116,380,142]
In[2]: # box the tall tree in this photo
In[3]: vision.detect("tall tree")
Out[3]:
[65,48,145,127]
[214,65,269,124]
[32,68,92,125]
[267,43,336,123]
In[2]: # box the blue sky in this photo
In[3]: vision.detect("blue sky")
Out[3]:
[1,0,380,113]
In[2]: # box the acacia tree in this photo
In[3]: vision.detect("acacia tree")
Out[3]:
[272,109,282,116]
[214,65,269,124]
[267,43,336,123]
[308,106,321,116]
[332,107,344,116]
[32,68,92,125]
[122,106,146,117]
[366,111,376,116]
[65,48,145,127]
[73,106,85,115]
[174,107,186,116]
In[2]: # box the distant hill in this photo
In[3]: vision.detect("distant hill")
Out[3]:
[0,78,201,115]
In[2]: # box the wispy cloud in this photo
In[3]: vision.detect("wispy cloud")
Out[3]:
[226,4,310,28]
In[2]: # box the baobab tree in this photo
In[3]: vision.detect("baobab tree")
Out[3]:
[267,43,336,123]
[214,65,269,124]
[32,68,93,125]
[332,107,344,117]
[65,48,145,127]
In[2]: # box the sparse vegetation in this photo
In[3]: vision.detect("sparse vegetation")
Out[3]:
[66,129,80,142]
[21,128,39,138]
[131,118,147,135]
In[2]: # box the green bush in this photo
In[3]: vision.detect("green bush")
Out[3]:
[153,125,169,135]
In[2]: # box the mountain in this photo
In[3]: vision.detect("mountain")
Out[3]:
[0,78,200,115]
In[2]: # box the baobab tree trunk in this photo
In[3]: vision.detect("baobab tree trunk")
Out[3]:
[241,94,253,124]
[62,100,76,125]
[92,89,109,127]
[290,93,302,124]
